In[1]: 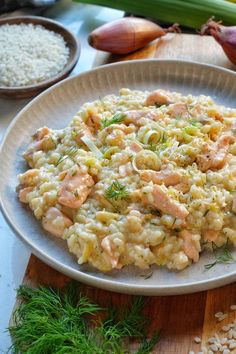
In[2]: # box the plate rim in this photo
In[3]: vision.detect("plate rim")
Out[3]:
[1,58,236,295]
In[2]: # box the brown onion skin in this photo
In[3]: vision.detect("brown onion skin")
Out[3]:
[88,17,180,54]
[201,20,236,65]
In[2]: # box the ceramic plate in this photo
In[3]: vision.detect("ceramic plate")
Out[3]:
[1,59,236,295]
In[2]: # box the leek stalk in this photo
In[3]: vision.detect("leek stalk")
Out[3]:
[76,0,236,29]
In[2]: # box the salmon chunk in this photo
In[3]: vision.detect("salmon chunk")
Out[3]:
[168,103,189,118]
[58,169,94,209]
[145,90,171,106]
[42,207,72,238]
[140,168,182,187]
[197,134,234,172]
[180,230,199,262]
[124,110,162,124]
[18,186,33,203]
[143,185,189,219]
[203,229,219,242]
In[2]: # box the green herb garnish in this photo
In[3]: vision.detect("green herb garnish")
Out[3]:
[158,142,168,151]
[204,239,236,270]
[136,332,161,354]
[101,113,126,129]
[161,132,167,143]
[140,269,153,280]
[175,115,183,121]
[105,181,129,201]
[189,120,199,126]
[8,282,160,354]
[74,188,80,198]
[49,136,57,148]
[56,146,78,166]
[71,130,78,139]
[144,142,160,152]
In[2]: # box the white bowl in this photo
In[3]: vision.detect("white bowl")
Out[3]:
[1,59,236,295]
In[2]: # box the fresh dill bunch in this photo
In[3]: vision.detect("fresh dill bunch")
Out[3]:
[101,113,126,129]
[9,282,102,354]
[105,181,129,201]
[136,332,161,354]
[56,146,78,166]
[99,296,158,353]
[8,282,160,354]
[204,239,236,270]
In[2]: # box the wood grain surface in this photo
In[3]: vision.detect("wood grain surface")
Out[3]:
[93,33,235,70]
[21,255,236,353]
[13,33,236,354]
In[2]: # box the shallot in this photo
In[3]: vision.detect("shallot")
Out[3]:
[88,17,180,54]
[201,19,236,65]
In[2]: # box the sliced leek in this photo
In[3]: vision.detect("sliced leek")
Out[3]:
[81,136,103,158]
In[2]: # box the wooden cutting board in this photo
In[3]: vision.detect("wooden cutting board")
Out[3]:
[93,33,236,69]
[12,34,236,354]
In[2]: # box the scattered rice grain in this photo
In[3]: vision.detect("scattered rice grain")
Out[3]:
[222,325,231,332]
[190,306,236,354]
[220,338,228,345]
[222,350,230,354]
[228,329,234,339]
[229,341,236,349]
[218,314,228,322]
[215,312,224,318]
[209,344,219,352]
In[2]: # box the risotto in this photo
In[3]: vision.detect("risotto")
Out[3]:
[17,88,236,272]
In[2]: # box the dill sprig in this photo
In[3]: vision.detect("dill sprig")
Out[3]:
[8,282,160,354]
[56,146,78,166]
[136,332,161,354]
[161,131,167,143]
[204,239,236,270]
[144,142,158,152]
[188,119,201,127]
[101,113,126,129]
[144,141,168,154]
[140,269,153,280]
[49,136,57,148]
[105,181,129,201]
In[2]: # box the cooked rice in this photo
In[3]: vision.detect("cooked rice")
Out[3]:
[17,88,236,272]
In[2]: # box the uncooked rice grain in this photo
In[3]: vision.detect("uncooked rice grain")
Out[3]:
[0,23,69,87]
